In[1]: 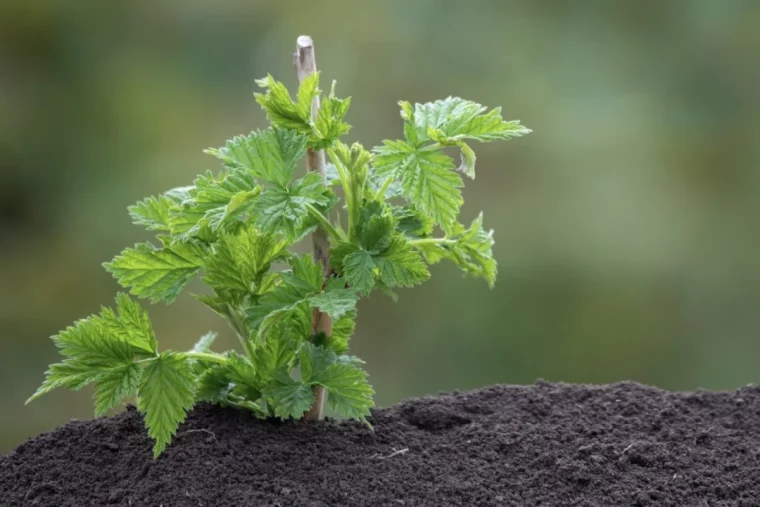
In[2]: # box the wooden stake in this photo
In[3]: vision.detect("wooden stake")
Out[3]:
[295,35,332,421]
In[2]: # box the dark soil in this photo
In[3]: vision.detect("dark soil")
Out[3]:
[2,381,760,506]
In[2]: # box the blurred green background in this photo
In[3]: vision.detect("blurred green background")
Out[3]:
[2,0,760,453]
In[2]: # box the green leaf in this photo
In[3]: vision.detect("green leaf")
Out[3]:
[312,82,351,148]
[206,128,308,188]
[316,361,374,420]
[329,311,357,355]
[245,255,327,341]
[252,325,297,378]
[27,361,104,404]
[297,72,320,115]
[340,248,375,294]
[225,352,263,401]
[298,342,335,384]
[104,242,204,303]
[93,362,142,416]
[374,236,430,289]
[169,170,259,241]
[297,342,373,420]
[27,294,159,405]
[203,225,288,301]
[410,97,531,144]
[263,371,314,420]
[101,293,159,355]
[417,213,497,287]
[393,205,434,239]
[128,194,176,232]
[195,363,233,403]
[254,74,314,134]
[308,287,359,320]
[255,172,331,240]
[373,141,462,234]
[138,353,196,458]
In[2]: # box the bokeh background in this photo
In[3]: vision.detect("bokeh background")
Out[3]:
[2,0,760,453]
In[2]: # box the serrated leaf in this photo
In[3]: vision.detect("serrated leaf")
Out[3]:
[341,249,375,294]
[313,84,351,149]
[417,213,497,287]
[329,311,357,355]
[195,363,233,403]
[298,342,335,384]
[255,172,331,240]
[252,324,297,378]
[93,362,142,416]
[373,140,462,234]
[317,362,374,420]
[104,242,203,304]
[128,195,176,232]
[412,97,531,144]
[207,128,308,188]
[393,205,434,239]
[308,288,359,320]
[169,170,259,241]
[298,342,373,420]
[254,74,313,134]
[263,372,314,420]
[27,293,160,405]
[374,236,430,289]
[203,225,288,302]
[101,293,158,355]
[138,353,196,458]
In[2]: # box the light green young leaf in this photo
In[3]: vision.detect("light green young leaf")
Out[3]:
[373,140,462,234]
[206,128,308,188]
[263,371,314,420]
[138,353,196,458]
[417,213,497,287]
[254,74,314,134]
[128,195,176,232]
[410,97,531,144]
[104,242,204,303]
[169,170,259,241]
[312,82,351,149]
[93,362,142,416]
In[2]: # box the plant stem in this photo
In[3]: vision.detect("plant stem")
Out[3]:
[185,351,228,365]
[305,203,344,242]
[376,176,395,202]
[408,237,456,246]
[295,35,332,421]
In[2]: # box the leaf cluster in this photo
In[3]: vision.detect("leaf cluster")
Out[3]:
[29,71,529,457]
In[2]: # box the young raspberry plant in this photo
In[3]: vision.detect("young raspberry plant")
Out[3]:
[27,37,530,458]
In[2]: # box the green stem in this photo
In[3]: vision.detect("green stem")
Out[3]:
[306,203,344,242]
[376,176,395,202]
[327,148,360,241]
[408,237,457,247]
[185,351,227,364]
